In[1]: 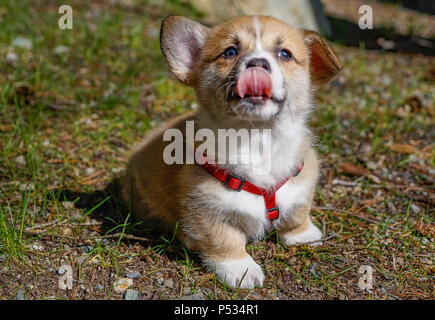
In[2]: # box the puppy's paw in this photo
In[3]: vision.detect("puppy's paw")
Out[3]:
[206,256,264,289]
[280,220,323,247]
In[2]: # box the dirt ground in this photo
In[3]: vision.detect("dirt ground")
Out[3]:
[0,0,433,300]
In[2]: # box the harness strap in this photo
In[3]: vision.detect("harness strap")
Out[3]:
[200,158,304,222]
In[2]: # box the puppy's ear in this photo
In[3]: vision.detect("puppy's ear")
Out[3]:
[303,30,341,85]
[160,15,209,85]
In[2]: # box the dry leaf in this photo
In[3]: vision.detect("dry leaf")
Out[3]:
[389,143,418,154]
[415,218,435,238]
[339,162,368,176]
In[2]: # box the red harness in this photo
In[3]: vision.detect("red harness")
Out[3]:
[200,157,304,222]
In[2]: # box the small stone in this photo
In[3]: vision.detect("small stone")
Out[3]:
[16,289,27,300]
[360,144,371,154]
[57,264,71,276]
[310,262,319,278]
[62,228,73,236]
[80,245,92,253]
[75,254,87,265]
[124,289,140,300]
[0,254,7,263]
[182,292,205,300]
[6,51,18,63]
[14,155,26,166]
[248,291,262,300]
[395,257,404,266]
[54,45,69,54]
[19,183,34,192]
[94,284,105,291]
[377,38,395,50]
[32,244,43,251]
[125,271,141,280]
[410,204,421,214]
[338,294,346,300]
[112,167,123,174]
[421,238,429,245]
[147,27,159,38]
[85,167,96,175]
[156,277,164,285]
[163,278,174,288]
[61,201,74,209]
[182,287,191,295]
[366,161,378,171]
[12,37,32,49]
[28,206,41,215]
[387,201,396,212]
[288,257,297,265]
[113,278,133,293]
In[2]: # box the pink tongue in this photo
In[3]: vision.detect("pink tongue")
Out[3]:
[236,67,272,99]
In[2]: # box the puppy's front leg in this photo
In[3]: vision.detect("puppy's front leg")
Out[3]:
[183,219,264,289]
[279,203,323,247]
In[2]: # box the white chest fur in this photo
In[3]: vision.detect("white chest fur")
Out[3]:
[192,111,314,239]
[194,175,313,240]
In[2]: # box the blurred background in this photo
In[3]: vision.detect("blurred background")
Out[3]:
[0,0,433,300]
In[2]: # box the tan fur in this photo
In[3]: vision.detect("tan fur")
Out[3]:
[122,15,341,288]
[122,114,318,257]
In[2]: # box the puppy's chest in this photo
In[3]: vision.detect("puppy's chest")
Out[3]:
[204,177,312,223]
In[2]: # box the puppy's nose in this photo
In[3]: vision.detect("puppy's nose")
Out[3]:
[246,58,271,73]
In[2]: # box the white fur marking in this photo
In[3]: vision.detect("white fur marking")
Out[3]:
[253,16,262,51]
[280,220,323,246]
[206,256,264,289]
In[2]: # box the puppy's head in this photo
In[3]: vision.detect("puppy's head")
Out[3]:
[160,15,341,121]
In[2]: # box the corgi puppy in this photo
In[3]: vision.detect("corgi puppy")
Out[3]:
[122,15,341,289]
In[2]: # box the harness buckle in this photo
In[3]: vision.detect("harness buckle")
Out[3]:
[224,174,245,192]
[266,207,279,222]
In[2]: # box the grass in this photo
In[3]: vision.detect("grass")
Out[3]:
[0,0,434,300]
[0,187,31,262]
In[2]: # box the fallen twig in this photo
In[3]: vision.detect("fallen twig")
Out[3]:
[24,230,150,243]
[24,219,66,231]
[23,219,102,231]
[314,205,399,230]
[331,179,429,192]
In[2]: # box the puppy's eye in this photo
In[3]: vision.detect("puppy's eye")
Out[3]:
[222,46,238,59]
[277,49,292,61]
